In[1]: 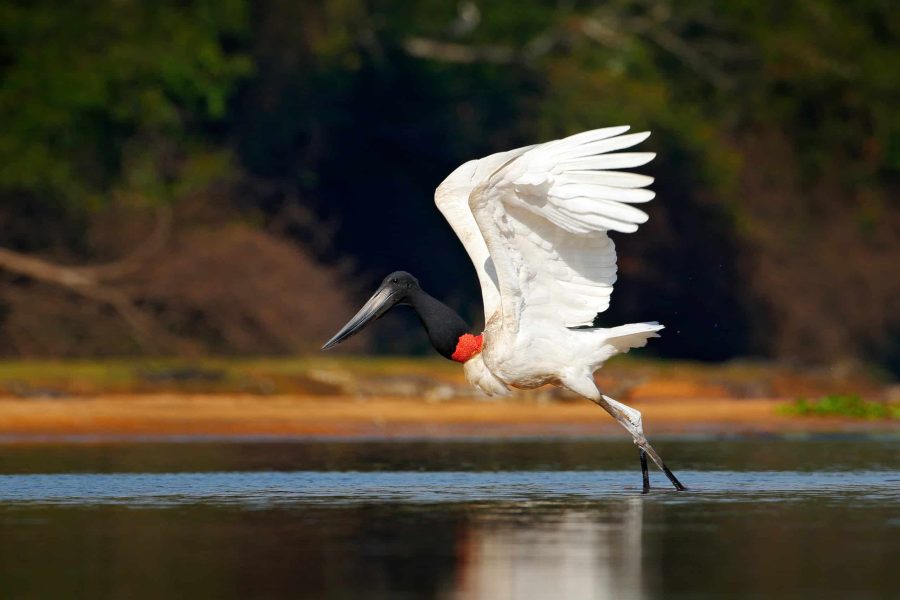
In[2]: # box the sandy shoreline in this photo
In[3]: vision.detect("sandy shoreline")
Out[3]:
[0,393,894,442]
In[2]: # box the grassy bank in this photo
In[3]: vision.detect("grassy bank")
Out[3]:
[0,356,463,397]
[0,355,892,402]
[0,357,895,440]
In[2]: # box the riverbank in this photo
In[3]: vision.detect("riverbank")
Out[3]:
[0,393,894,442]
[0,357,895,441]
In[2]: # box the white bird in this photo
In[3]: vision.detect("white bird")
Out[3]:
[323,126,685,492]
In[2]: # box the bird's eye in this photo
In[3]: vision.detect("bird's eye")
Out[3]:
[390,278,398,284]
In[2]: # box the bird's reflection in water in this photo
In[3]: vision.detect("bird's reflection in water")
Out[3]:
[450,498,646,600]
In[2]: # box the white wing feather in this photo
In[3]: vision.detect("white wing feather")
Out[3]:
[434,146,535,324]
[465,127,655,330]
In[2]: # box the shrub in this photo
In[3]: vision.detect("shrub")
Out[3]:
[779,395,898,420]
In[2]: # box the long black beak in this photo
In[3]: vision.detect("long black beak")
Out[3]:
[321,284,400,350]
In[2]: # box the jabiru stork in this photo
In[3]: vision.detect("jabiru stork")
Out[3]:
[322,126,686,492]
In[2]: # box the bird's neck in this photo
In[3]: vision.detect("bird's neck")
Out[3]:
[406,290,479,361]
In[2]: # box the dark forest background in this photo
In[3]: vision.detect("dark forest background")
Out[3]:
[1,0,897,375]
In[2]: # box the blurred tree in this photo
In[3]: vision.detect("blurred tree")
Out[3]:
[0,0,365,354]
[0,0,250,217]
[238,0,895,369]
[0,0,897,371]
[0,0,252,350]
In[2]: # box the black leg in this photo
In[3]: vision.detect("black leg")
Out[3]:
[661,463,687,491]
[592,393,687,492]
[640,449,650,493]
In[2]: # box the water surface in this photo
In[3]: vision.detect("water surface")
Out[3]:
[0,438,897,599]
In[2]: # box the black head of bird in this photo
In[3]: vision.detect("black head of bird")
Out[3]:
[321,271,471,359]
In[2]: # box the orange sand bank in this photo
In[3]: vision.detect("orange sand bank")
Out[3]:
[0,394,893,441]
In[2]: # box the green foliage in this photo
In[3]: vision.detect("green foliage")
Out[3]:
[3,0,893,219]
[0,0,252,211]
[0,0,897,364]
[780,395,898,420]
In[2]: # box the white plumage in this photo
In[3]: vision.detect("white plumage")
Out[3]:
[435,126,661,395]
[435,127,685,490]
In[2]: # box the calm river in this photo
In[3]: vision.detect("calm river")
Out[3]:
[0,437,897,599]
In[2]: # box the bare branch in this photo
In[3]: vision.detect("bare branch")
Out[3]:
[627,15,733,89]
[578,18,628,48]
[0,204,176,351]
[399,4,740,90]
[68,283,166,352]
[0,245,171,351]
[402,37,517,64]
[77,204,173,281]
[0,247,96,288]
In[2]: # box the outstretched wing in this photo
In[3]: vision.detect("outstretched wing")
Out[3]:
[434,145,535,325]
[467,126,656,332]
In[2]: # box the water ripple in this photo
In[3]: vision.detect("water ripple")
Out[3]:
[0,470,897,507]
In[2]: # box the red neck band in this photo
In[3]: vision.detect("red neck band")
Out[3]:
[451,333,483,363]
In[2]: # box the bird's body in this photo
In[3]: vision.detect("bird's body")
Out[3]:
[466,321,663,396]
[324,126,685,491]
[435,127,663,399]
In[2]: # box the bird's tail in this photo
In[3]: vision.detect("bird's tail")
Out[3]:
[580,321,664,368]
